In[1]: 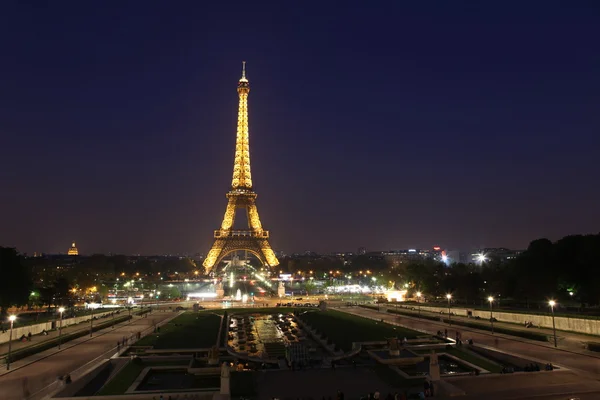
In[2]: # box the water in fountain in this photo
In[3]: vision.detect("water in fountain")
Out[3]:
[236,288,242,301]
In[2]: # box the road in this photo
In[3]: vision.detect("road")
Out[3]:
[0,311,177,400]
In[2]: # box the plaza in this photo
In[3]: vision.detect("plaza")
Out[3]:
[1,300,593,400]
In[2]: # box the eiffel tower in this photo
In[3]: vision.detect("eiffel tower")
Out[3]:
[203,62,279,274]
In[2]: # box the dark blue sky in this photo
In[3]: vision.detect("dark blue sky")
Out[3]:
[1,1,599,255]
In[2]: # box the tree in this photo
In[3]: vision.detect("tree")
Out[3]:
[161,286,181,300]
[0,247,32,314]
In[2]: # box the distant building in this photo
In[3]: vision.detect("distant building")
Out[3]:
[67,242,79,256]
[471,248,522,264]
[358,247,367,255]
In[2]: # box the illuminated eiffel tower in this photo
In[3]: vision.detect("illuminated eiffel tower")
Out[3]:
[203,62,279,274]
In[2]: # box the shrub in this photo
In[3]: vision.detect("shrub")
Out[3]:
[587,343,600,352]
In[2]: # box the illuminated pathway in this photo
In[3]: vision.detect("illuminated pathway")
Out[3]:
[0,311,179,400]
[341,306,600,399]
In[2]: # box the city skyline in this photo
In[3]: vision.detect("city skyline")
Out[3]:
[1,2,599,255]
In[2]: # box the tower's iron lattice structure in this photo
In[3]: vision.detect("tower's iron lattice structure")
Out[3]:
[203,62,279,274]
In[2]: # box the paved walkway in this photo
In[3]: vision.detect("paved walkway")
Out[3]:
[341,307,600,380]
[387,304,600,355]
[0,310,179,400]
[0,311,128,358]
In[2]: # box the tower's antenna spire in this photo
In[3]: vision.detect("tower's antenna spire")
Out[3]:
[240,61,248,83]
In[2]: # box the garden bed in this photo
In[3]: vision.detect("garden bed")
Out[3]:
[299,310,420,352]
[134,312,221,349]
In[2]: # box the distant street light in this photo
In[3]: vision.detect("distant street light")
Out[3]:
[416,292,422,317]
[446,294,452,325]
[549,300,557,348]
[6,315,16,370]
[90,304,95,337]
[58,307,65,349]
[488,296,495,334]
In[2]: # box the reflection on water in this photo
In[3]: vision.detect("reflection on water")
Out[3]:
[438,356,472,375]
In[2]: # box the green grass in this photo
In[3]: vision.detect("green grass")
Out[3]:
[134,312,221,349]
[300,310,421,351]
[96,360,189,395]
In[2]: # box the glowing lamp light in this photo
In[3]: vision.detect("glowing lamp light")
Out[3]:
[446,294,452,300]
[488,296,494,302]
[416,291,422,298]
[549,300,556,307]
[9,315,16,322]
[58,307,65,313]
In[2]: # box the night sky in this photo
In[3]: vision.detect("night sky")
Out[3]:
[1,2,599,255]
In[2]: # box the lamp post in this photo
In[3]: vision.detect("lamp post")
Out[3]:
[6,315,16,370]
[549,300,557,348]
[156,292,161,312]
[58,307,65,349]
[416,292,422,317]
[140,295,145,317]
[488,296,494,334]
[446,294,452,325]
[89,304,94,337]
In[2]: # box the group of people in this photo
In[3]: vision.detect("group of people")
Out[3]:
[19,332,33,342]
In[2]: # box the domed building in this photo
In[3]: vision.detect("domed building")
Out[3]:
[67,242,79,256]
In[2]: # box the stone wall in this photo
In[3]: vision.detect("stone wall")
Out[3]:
[0,310,116,344]
[412,305,600,336]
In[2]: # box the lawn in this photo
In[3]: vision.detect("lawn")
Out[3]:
[134,312,222,349]
[96,360,190,395]
[300,310,421,351]
[412,347,502,373]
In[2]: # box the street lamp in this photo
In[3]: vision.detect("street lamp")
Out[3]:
[90,304,95,337]
[6,315,16,370]
[156,291,161,312]
[488,296,494,334]
[58,307,65,349]
[416,292,422,317]
[446,294,452,325]
[549,300,557,347]
[140,295,145,318]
